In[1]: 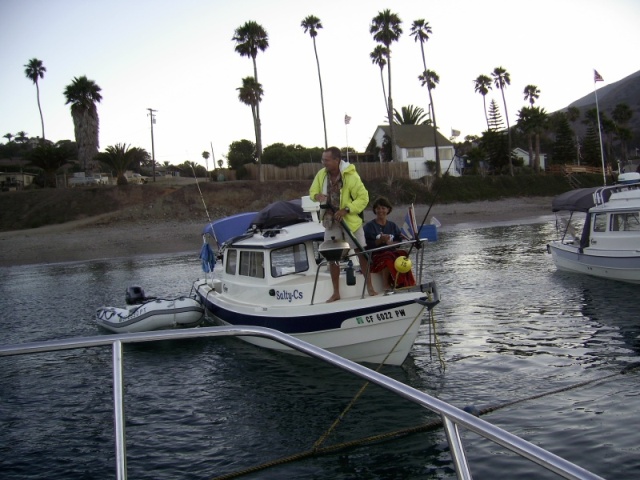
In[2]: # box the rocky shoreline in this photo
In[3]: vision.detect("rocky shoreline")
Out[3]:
[0,197,554,267]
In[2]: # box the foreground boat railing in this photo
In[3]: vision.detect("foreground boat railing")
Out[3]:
[0,326,602,480]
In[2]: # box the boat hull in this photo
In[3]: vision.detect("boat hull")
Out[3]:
[548,242,640,284]
[194,280,432,365]
[96,298,204,333]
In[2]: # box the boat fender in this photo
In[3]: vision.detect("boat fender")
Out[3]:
[463,405,481,417]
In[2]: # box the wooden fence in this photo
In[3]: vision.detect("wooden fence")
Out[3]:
[547,164,612,175]
[244,162,411,181]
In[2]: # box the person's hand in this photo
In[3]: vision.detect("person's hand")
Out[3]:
[315,193,327,203]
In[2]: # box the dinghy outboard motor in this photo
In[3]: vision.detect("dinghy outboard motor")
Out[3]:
[125,285,147,305]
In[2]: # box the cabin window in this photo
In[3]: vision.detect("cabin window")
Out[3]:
[239,251,265,278]
[270,243,309,278]
[593,213,607,232]
[406,148,423,158]
[611,212,640,232]
[225,249,237,275]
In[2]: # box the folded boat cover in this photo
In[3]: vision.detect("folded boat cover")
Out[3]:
[551,187,599,212]
[250,199,311,229]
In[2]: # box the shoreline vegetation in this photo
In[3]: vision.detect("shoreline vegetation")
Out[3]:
[1,174,587,268]
[0,195,554,267]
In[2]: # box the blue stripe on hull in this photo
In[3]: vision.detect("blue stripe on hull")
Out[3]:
[198,295,425,334]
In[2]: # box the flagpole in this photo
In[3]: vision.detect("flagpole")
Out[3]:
[593,70,606,185]
[344,114,351,162]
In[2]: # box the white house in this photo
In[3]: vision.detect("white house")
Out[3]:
[512,147,547,170]
[370,125,460,179]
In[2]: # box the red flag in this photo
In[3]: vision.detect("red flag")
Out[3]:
[594,69,604,82]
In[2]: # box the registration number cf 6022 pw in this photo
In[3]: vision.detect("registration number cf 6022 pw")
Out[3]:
[356,308,407,325]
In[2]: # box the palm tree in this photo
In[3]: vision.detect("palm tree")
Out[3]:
[24,58,46,142]
[369,45,389,115]
[566,106,581,164]
[301,15,327,149]
[232,21,268,180]
[612,103,633,163]
[3,133,14,143]
[15,131,28,144]
[410,19,441,177]
[418,69,442,177]
[202,150,210,178]
[473,74,492,129]
[523,84,540,107]
[393,105,428,125]
[492,66,513,175]
[63,75,102,172]
[370,9,402,162]
[517,107,535,171]
[27,142,74,187]
[237,76,264,174]
[95,143,145,185]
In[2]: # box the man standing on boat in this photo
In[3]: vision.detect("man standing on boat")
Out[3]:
[310,146,375,302]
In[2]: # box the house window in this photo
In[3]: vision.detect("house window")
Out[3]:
[239,251,265,278]
[270,243,309,278]
[406,148,423,158]
[439,148,453,160]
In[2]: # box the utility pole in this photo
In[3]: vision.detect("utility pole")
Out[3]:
[147,108,157,182]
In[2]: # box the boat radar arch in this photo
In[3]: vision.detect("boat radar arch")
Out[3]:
[301,195,321,222]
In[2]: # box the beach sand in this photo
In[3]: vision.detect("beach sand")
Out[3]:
[0,197,554,267]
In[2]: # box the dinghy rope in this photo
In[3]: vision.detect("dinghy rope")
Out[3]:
[210,360,640,479]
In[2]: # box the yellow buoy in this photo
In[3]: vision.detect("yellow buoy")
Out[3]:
[394,256,412,273]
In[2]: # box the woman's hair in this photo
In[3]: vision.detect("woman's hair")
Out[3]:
[372,196,393,214]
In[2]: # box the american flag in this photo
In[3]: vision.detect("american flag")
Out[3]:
[344,114,351,125]
[594,69,604,82]
[400,205,418,241]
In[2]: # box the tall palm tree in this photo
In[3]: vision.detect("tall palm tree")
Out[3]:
[237,76,264,175]
[3,133,14,143]
[369,45,389,115]
[473,74,492,129]
[492,66,513,175]
[410,19,441,177]
[419,69,442,176]
[523,84,540,107]
[517,106,535,171]
[393,105,428,125]
[95,143,145,185]
[202,150,210,177]
[15,131,28,144]
[370,9,402,162]
[566,106,581,164]
[232,21,268,181]
[63,75,102,171]
[24,58,46,142]
[301,15,327,149]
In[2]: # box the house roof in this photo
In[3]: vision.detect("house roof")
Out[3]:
[376,124,453,148]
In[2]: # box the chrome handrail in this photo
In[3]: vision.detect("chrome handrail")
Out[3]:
[0,326,603,480]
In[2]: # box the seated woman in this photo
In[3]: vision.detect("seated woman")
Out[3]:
[363,197,416,290]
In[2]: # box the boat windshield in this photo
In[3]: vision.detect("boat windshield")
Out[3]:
[270,243,309,278]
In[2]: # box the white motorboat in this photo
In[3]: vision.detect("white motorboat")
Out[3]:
[547,172,640,284]
[192,197,440,366]
[96,286,204,333]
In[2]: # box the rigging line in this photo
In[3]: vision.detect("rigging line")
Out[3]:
[311,304,427,451]
[211,363,640,480]
[190,164,212,224]
[406,150,458,257]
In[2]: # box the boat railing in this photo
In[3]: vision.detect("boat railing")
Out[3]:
[0,326,603,480]
[311,239,433,305]
[593,181,640,206]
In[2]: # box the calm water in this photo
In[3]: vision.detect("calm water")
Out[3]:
[1,221,639,479]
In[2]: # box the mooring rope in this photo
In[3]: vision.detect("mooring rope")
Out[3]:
[210,363,640,480]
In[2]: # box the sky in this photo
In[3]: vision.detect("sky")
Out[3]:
[1,0,639,168]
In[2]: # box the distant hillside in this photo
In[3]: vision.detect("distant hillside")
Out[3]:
[557,69,640,154]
